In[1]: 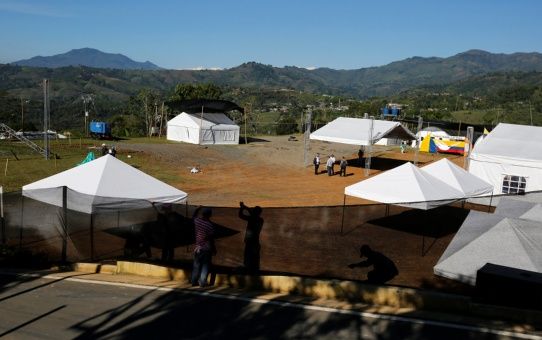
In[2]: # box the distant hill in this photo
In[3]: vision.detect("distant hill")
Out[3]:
[3,50,542,101]
[12,48,162,70]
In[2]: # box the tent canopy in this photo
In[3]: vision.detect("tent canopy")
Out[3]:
[344,162,464,210]
[471,123,542,163]
[422,159,492,197]
[310,117,416,146]
[469,123,542,197]
[22,155,188,214]
[434,209,542,285]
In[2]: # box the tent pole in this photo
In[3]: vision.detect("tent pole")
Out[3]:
[341,195,346,235]
[61,186,67,263]
[488,193,493,213]
[90,214,94,261]
[19,194,24,249]
[0,186,5,245]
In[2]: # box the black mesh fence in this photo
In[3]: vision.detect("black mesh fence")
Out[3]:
[2,189,514,293]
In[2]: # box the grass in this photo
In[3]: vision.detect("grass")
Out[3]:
[0,137,182,192]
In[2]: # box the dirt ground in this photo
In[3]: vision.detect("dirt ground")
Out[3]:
[118,135,464,208]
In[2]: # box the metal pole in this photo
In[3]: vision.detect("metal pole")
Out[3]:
[200,105,204,144]
[61,186,68,262]
[19,195,24,249]
[303,109,312,166]
[90,214,94,261]
[464,126,474,169]
[244,105,248,145]
[0,186,4,245]
[341,194,346,235]
[413,116,423,166]
[364,116,374,177]
[43,79,50,160]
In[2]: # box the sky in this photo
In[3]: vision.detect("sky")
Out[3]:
[1,0,541,70]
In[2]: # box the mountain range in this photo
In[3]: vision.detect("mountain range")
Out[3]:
[3,49,542,100]
[12,48,161,70]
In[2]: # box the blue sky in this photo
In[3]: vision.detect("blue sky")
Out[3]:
[1,0,541,70]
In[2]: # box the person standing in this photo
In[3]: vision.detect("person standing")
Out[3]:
[313,153,321,175]
[101,143,108,156]
[358,148,364,167]
[340,157,348,177]
[326,155,334,176]
[191,206,215,287]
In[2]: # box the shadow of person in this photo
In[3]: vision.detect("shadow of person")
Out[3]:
[348,245,398,284]
[239,201,264,273]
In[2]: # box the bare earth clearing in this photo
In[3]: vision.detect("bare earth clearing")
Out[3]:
[118,135,459,208]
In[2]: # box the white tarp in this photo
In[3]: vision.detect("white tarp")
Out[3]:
[167,112,239,145]
[422,159,493,197]
[344,162,464,209]
[22,155,188,214]
[310,117,416,146]
[469,123,542,195]
[434,207,542,285]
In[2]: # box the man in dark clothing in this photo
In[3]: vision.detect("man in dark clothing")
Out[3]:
[358,148,364,167]
[239,201,264,273]
[313,153,320,175]
[339,157,348,177]
[348,245,398,284]
[191,206,215,287]
[101,144,108,156]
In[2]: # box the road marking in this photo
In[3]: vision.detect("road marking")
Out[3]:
[4,272,542,340]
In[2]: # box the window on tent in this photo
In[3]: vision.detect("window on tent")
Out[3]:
[502,175,527,195]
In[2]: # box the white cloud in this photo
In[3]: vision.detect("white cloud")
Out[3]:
[185,66,224,71]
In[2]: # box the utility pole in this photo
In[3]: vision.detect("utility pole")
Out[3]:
[244,104,249,145]
[43,79,50,160]
[20,97,29,133]
[413,116,423,166]
[82,95,90,137]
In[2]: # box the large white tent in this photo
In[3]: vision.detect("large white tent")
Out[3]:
[310,117,416,146]
[22,155,188,214]
[344,162,464,209]
[433,207,542,285]
[167,112,239,145]
[469,123,542,196]
[422,159,493,197]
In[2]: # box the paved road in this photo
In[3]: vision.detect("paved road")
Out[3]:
[0,273,538,339]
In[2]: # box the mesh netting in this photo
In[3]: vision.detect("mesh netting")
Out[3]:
[3,189,528,292]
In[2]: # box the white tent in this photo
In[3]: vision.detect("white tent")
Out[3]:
[310,117,416,146]
[167,112,239,145]
[22,155,188,214]
[469,123,542,196]
[422,159,493,197]
[433,211,542,285]
[344,162,464,209]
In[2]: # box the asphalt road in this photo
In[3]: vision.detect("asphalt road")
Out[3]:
[0,273,538,340]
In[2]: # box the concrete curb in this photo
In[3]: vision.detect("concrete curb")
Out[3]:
[73,261,542,326]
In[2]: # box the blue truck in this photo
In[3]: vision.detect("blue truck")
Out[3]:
[89,121,112,139]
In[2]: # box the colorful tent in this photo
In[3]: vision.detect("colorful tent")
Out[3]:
[77,151,95,166]
[419,134,437,153]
